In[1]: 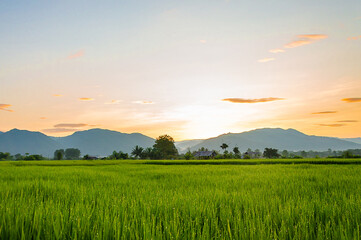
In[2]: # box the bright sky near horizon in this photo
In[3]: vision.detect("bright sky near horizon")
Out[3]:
[0,0,361,140]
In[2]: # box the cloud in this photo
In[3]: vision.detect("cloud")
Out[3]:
[258,58,275,63]
[42,128,78,133]
[40,117,47,120]
[312,111,337,114]
[284,34,328,48]
[347,36,361,40]
[105,100,122,105]
[79,97,94,101]
[342,98,361,103]
[53,94,63,97]
[317,124,345,127]
[269,49,285,53]
[68,50,84,59]
[222,97,285,103]
[0,104,14,112]
[200,40,207,44]
[337,120,358,123]
[54,123,89,128]
[297,34,328,40]
[133,101,154,104]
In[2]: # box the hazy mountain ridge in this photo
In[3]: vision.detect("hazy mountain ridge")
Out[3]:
[0,128,154,156]
[184,128,361,152]
[342,138,361,145]
[0,128,360,156]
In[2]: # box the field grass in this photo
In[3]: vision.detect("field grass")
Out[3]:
[1,159,361,239]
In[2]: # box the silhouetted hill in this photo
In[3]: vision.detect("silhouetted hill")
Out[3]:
[183,128,361,152]
[55,128,154,156]
[0,129,61,156]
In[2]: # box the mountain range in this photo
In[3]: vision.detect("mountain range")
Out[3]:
[0,128,360,157]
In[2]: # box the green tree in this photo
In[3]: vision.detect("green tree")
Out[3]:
[220,143,228,152]
[54,149,65,160]
[263,148,280,159]
[281,150,289,158]
[233,147,240,155]
[153,135,178,159]
[0,152,10,160]
[65,148,81,160]
[131,145,144,159]
[184,150,193,160]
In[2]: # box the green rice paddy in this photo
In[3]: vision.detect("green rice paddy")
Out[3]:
[1,159,360,239]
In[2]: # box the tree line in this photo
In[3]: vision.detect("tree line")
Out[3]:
[1,134,361,161]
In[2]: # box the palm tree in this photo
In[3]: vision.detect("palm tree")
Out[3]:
[220,143,228,152]
[131,145,144,159]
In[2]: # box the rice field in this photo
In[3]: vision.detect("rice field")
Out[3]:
[1,159,361,239]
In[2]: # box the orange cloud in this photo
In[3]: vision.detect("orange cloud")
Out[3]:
[0,104,14,112]
[68,50,84,59]
[258,58,275,63]
[347,36,361,40]
[133,101,154,104]
[79,98,94,101]
[317,124,345,127]
[42,128,78,133]
[312,111,337,114]
[284,39,312,48]
[53,94,63,97]
[40,117,47,120]
[269,49,285,53]
[297,34,328,40]
[338,120,358,123]
[54,123,89,128]
[342,98,361,103]
[222,97,285,103]
[285,34,328,48]
[105,100,122,104]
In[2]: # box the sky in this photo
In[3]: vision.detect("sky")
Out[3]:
[0,0,361,140]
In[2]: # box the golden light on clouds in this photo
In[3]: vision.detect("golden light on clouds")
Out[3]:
[68,50,84,59]
[269,49,285,53]
[42,128,78,133]
[258,58,275,63]
[79,98,94,101]
[317,124,345,127]
[338,120,358,123]
[312,111,337,114]
[53,94,63,97]
[347,36,361,40]
[54,123,89,128]
[40,117,47,120]
[133,101,154,104]
[342,98,361,103]
[0,104,14,112]
[105,100,122,104]
[285,34,328,48]
[222,97,285,103]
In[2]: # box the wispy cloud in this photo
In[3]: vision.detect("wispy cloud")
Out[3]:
[284,34,328,48]
[312,111,337,114]
[338,120,358,123]
[342,98,361,103]
[54,123,89,128]
[258,58,275,63]
[79,97,94,101]
[133,101,154,104]
[200,40,207,44]
[347,36,361,40]
[68,50,84,59]
[269,49,285,53]
[105,100,122,105]
[40,117,47,120]
[222,97,285,103]
[317,124,345,127]
[53,94,63,97]
[0,104,14,112]
[42,128,78,133]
